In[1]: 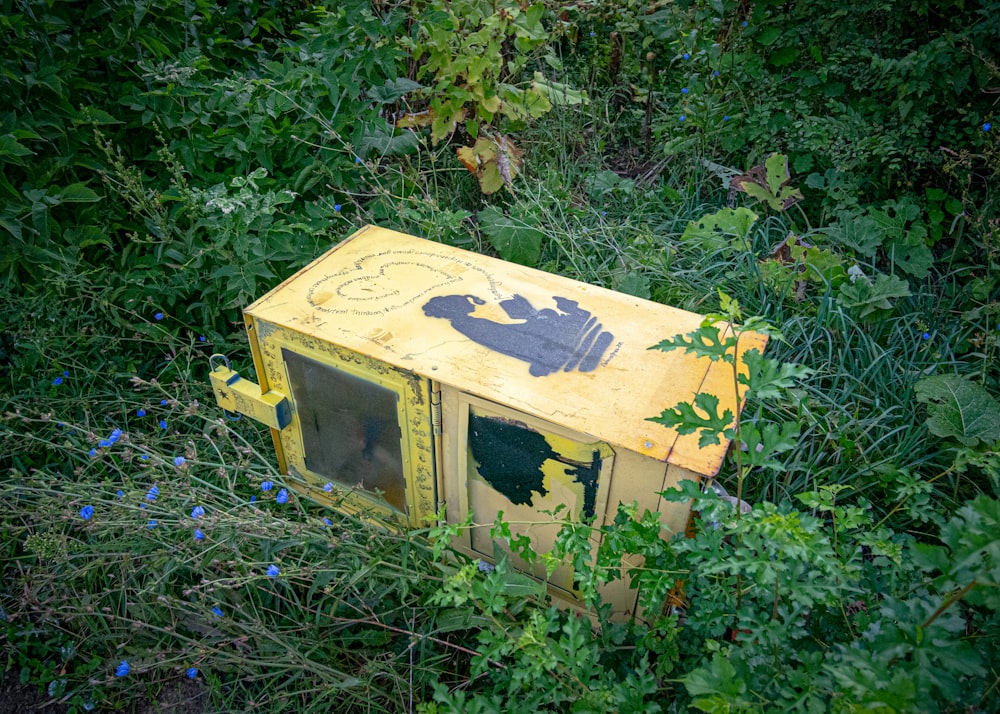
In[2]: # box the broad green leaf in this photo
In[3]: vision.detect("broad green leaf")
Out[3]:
[825,211,884,256]
[367,77,422,104]
[0,134,33,159]
[58,183,101,203]
[914,375,1000,447]
[681,206,758,255]
[836,273,910,319]
[477,206,543,266]
[738,349,814,399]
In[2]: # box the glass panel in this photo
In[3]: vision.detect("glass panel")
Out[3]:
[282,348,406,512]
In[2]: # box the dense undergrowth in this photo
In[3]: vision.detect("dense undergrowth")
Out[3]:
[2,0,999,711]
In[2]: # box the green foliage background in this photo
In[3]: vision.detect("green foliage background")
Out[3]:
[1,0,999,711]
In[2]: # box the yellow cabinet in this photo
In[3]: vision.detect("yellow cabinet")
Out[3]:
[210,225,765,617]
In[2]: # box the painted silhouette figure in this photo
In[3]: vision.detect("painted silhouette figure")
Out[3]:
[422,293,614,377]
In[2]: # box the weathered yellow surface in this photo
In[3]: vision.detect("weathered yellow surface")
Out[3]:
[247,225,764,476]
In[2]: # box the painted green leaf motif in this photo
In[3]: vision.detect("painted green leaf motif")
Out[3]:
[647,393,735,448]
[914,375,1000,447]
[477,206,543,266]
[681,206,758,255]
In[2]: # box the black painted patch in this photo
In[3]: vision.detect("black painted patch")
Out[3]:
[468,414,601,522]
[423,293,614,377]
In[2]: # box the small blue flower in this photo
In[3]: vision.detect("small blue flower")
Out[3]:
[146,484,159,501]
[211,606,224,618]
[723,115,729,121]
[194,529,205,541]
[63,370,69,377]
[323,482,333,492]
[741,20,748,27]
[333,204,342,212]
[147,520,157,529]
[80,505,95,521]
[260,481,273,492]
[266,564,280,578]
[355,156,362,164]
[589,31,595,37]
[89,448,97,458]
[683,52,690,60]
[985,122,992,132]
[198,335,206,342]
[116,490,124,499]
[53,376,64,386]
[713,70,719,77]
[161,399,168,406]
[154,312,164,321]
[137,408,146,417]
[140,503,147,510]
[140,454,149,461]
[173,456,186,467]
[276,488,289,504]
[186,668,198,679]
[323,518,332,526]
[681,87,689,94]
[115,661,130,677]
[159,420,168,430]
[922,331,931,340]
[679,115,686,122]
[477,559,495,573]
[191,505,205,519]
[250,495,257,503]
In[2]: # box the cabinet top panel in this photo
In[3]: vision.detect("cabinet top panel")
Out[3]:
[247,225,765,474]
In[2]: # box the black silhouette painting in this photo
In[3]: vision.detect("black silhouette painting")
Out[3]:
[422,293,614,377]
[468,413,601,522]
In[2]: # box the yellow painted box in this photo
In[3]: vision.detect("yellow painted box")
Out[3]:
[211,225,765,618]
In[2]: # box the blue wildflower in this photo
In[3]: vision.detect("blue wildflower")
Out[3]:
[266,564,280,578]
[154,312,164,321]
[198,335,206,343]
[53,376,64,386]
[713,70,719,77]
[115,661,130,677]
[323,518,332,526]
[589,31,595,37]
[147,520,157,529]
[985,122,992,132]
[741,20,748,27]
[173,456,186,467]
[683,52,690,60]
[159,420,168,430]
[80,505,95,521]
[355,156,362,164]
[922,332,931,340]
[191,505,205,519]
[194,529,205,541]
[137,408,146,417]
[116,490,124,499]
[211,606,224,618]
[323,482,333,492]
[140,503,147,509]
[477,559,495,574]
[276,488,289,504]
[679,115,686,121]
[186,668,198,680]
[140,454,149,461]
[89,448,97,458]
[333,204,342,212]
[146,484,159,501]
[260,481,273,492]
[723,115,729,121]
[681,87,689,94]
[161,399,168,406]
[250,495,257,503]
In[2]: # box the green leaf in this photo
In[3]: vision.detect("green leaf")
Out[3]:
[738,349,813,400]
[368,77,422,104]
[477,206,543,266]
[649,324,736,363]
[58,183,102,203]
[681,207,758,255]
[836,273,910,319]
[647,393,734,447]
[0,134,33,159]
[914,375,1000,447]
[825,211,884,256]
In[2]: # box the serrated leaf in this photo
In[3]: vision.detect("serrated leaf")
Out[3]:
[825,211,884,256]
[357,120,420,158]
[649,324,737,363]
[836,273,910,319]
[730,153,803,211]
[740,421,799,469]
[914,375,1000,447]
[738,349,813,399]
[477,206,542,266]
[647,393,734,447]
[0,134,33,159]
